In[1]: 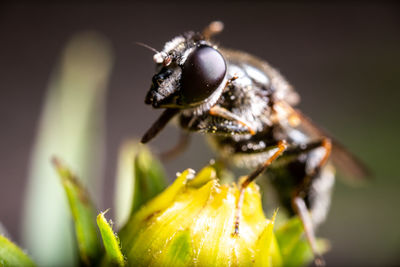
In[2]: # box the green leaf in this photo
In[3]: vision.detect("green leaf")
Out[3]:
[275,217,329,267]
[0,235,36,267]
[131,146,167,215]
[97,211,125,266]
[282,238,329,267]
[53,158,101,265]
[114,143,167,230]
[275,217,304,259]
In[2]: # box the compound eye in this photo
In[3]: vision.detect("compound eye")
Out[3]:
[180,45,226,104]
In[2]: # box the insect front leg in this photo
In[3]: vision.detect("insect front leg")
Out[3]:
[234,140,287,236]
[141,108,180,143]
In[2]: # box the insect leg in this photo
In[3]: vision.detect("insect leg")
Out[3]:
[209,105,256,135]
[159,131,191,161]
[289,138,331,266]
[233,140,287,235]
[293,197,325,267]
[141,108,180,144]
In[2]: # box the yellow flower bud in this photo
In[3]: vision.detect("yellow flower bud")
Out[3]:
[120,167,281,267]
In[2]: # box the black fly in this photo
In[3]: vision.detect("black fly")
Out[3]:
[140,21,369,266]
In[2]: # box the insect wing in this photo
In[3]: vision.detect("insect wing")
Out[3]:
[294,108,371,183]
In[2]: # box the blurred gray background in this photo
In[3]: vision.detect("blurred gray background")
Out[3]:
[1,2,399,266]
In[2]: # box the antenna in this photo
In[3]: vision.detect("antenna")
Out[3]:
[135,42,160,54]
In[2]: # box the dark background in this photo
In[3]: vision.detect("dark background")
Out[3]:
[1,2,399,266]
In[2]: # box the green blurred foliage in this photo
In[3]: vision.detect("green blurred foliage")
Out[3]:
[21,31,114,266]
[0,235,35,267]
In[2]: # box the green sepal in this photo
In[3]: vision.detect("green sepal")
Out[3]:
[97,210,125,266]
[131,146,167,215]
[52,158,101,265]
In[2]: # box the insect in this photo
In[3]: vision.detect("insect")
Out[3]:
[140,21,369,265]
